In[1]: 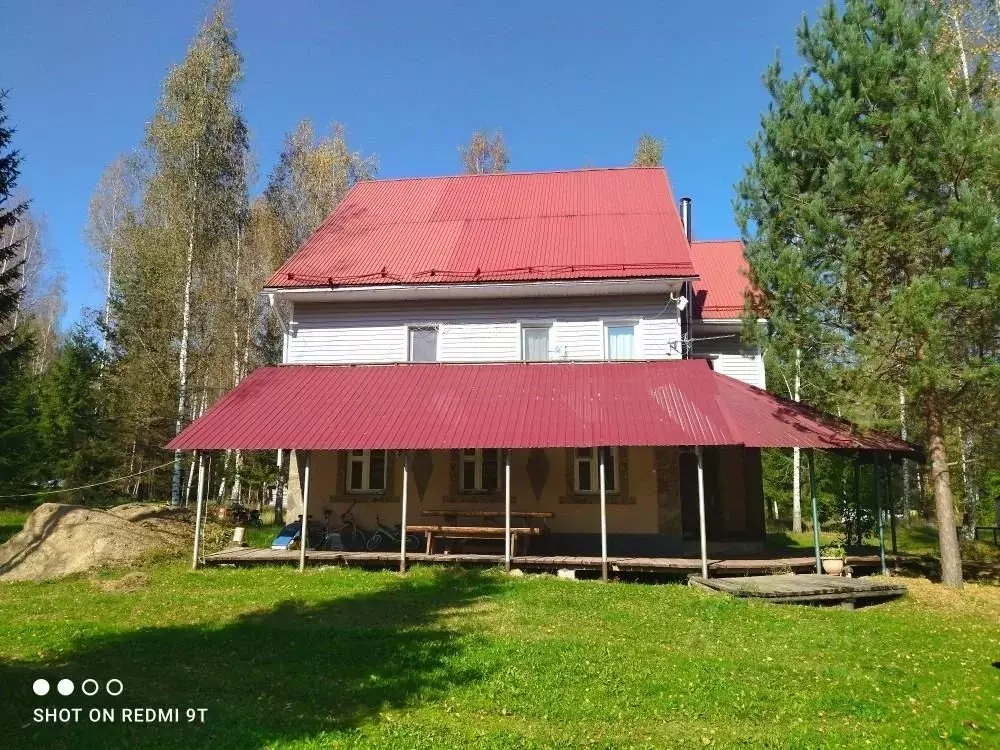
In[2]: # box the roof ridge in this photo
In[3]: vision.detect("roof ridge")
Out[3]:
[360,166,668,184]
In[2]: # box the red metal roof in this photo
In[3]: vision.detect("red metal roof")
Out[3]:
[265,168,696,289]
[167,361,918,457]
[690,240,753,320]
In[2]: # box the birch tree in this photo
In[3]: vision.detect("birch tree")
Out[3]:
[459,130,509,174]
[87,154,139,350]
[265,120,377,254]
[142,6,248,505]
[631,135,664,167]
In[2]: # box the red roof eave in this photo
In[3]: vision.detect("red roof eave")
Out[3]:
[166,361,920,459]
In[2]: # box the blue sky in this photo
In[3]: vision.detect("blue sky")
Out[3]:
[8,0,809,325]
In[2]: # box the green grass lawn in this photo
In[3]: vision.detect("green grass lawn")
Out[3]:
[1,562,998,749]
[0,506,32,544]
[768,521,1000,563]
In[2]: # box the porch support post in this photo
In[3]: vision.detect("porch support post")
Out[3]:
[299,450,311,572]
[400,452,410,574]
[808,448,821,575]
[599,447,608,582]
[504,449,512,572]
[853,452,862,546]
[888,458,898,557]
[192,451,205,570]
[874,454,888,576]
[696,446,708,579]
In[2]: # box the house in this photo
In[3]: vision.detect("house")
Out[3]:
[169,167,916,577]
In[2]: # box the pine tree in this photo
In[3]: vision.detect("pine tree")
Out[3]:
[737,0,1000,587]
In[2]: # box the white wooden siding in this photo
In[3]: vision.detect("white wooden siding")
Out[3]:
[287,296,682,364]
[691,322,766,389]
[712,355,766,389]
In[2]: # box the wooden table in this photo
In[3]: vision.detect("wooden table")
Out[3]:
[414,510,552,555]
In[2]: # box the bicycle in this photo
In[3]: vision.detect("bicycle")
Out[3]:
[365,514,422,552]
[337,502,372,551]
[314,510,345,551]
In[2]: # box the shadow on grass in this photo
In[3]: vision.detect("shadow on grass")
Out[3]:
[1,567,504,749]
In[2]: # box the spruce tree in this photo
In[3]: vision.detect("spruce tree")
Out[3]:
[0,90,28,369]
[737,0,1000,587]
[36,327,116,503]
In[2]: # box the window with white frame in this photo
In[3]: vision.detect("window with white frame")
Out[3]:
[408,326,438,362]
[460,449,501,493]
[347,449,387,493]
[574,447,618,494]
[521,324,552,361]
[605,323,635,360]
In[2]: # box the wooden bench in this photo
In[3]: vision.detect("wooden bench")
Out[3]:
[421,509,554,521]
[408,524,545,555]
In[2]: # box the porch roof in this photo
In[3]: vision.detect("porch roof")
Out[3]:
[166,361,920,458]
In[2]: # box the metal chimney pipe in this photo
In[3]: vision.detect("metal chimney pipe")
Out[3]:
[680,197,692,244]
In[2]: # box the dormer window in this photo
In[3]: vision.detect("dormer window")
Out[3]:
[521,324,552,361]
[605,323,635,360]
[408,326,438,362]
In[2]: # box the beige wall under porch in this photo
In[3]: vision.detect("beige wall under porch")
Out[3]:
[283,446,765,548]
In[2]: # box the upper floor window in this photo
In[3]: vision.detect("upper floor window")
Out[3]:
[460,448,501,493]
[347,449,387,493]
[408,326,438,362]
[574,447,618,494]
[521,324,551,361]
[605,323,635,360]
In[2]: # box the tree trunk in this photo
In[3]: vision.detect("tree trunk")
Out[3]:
[959,426,978,541]
[171,192,198,506]
[791,349,802,533]
[231,450,243,502]
[184,457,196,507]
[899,386,911,527]
[926,395,963,588]
[102,189,119,357]
[274,448,286,524]
[11,223,37,332]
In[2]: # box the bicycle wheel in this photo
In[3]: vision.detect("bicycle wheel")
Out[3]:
[365,531,384,551]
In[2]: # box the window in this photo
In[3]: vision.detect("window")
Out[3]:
[408,326,438,362]
[347,450,387,493]
[605,324,635,360]
[521,325,551,361]
[460,449,501,493]
[574,447,618,494]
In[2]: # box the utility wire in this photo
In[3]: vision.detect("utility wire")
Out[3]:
[0,460,175,499]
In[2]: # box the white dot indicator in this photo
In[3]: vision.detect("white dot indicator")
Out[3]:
[106,678,123,696]
[81,679,99,697]
[32,679,50,696]
[57,678,75,696]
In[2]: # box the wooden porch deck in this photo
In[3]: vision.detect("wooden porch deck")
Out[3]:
[202,546,887,575]
[689,574,906,608]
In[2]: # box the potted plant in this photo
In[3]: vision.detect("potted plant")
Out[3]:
[821,541,846,576]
